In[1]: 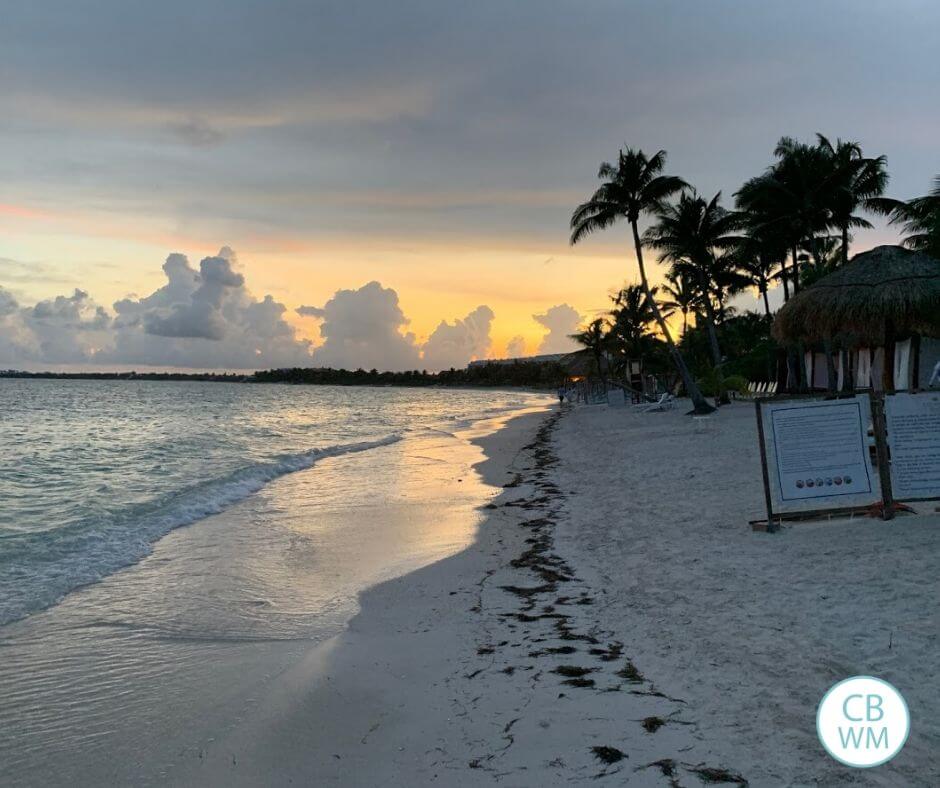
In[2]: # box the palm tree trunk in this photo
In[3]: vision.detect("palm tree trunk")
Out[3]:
[693,268,727,406]
[681,310,688,337]
[760,282,771,316]
[630,222,714,414]
[841,225,850,266]
[791,244,800,293]
[809,236,823,269]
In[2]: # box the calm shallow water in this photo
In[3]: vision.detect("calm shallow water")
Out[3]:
[0,379,543,625]
[0,380,549,785]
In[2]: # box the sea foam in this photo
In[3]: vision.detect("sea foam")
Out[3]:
[0,435,401,626]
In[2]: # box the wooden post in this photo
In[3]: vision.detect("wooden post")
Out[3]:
[911,333,921,390]
[824,337,838,394]
[883,319,896,394]
[871,393,895,521]
[754,400,777,532]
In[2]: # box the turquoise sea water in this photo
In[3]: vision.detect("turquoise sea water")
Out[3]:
[0,379,543,626]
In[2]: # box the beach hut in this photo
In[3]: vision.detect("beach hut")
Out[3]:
[773,245,940,392]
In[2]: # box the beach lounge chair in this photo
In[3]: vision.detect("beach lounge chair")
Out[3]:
[635,393,675,413]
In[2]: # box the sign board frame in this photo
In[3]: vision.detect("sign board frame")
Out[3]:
[754,394,882,531]
[884,391,940,503]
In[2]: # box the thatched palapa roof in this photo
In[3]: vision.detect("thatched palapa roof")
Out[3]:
[559,349,610,377]
[773,245,940,347]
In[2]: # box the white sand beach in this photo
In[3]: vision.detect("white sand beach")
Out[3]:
[178,401,940,787]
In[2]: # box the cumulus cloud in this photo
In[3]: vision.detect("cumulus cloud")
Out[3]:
[506,335,526,358]
[421,305,494,371]
[2,252,561,373]
[298,281,421,372]
[533,303,581,354]
[0,288,18,318]
[141,254,244,340]
[106,249,311,368]
[0,249,314,369]
[0,287,112,365]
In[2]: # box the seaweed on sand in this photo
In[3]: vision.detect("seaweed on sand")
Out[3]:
[591,746,626,764]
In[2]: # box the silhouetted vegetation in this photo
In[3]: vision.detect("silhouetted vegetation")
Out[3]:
[568,134,937,401]
[2,361,567,389]
[0,370,250,382]
[252,361,566,388]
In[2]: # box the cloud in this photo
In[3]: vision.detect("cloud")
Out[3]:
[421,305,494,371]
[0,288,18,317]
[533,303,581,354]
[299,281,421,371]
[141,254,244,340]
[2,251,580,372]
[166,117,225,147]
[0,249,314,369]
[0,287,112,364]
[506,335,526,357]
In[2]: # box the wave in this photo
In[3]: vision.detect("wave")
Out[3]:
[0,435,401,627]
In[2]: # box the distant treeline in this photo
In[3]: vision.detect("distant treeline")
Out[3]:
[1,360,567,388]
[0,370,250,382]
[252,360,567,388]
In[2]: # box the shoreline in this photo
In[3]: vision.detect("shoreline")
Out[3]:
[178,404,747,786]
[173,405,559,785]
[7,397,935,786]
[0,394,550,786]
[179,399,939,787]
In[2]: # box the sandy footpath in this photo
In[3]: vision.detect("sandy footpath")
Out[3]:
[181,401,938,787]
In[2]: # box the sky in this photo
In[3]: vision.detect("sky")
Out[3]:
[1,1,938,370]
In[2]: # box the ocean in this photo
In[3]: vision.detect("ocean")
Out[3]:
[0,379,544,626]
[0,379,549,784]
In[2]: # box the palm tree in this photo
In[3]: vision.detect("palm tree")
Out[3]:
[660,271,699,336]
[735,137,834,292]
[727,233,782,316]
[817,134,889,265]
[607,285,663,396]
[874,175,940,259]
[798,235,842,287]
[570,318,610,385]
[643,191,741,379]
[707,251,752,322]
[608,284,659,371]
[570,148,714,413]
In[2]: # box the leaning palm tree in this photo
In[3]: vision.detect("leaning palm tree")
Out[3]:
[570,148,714,414]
